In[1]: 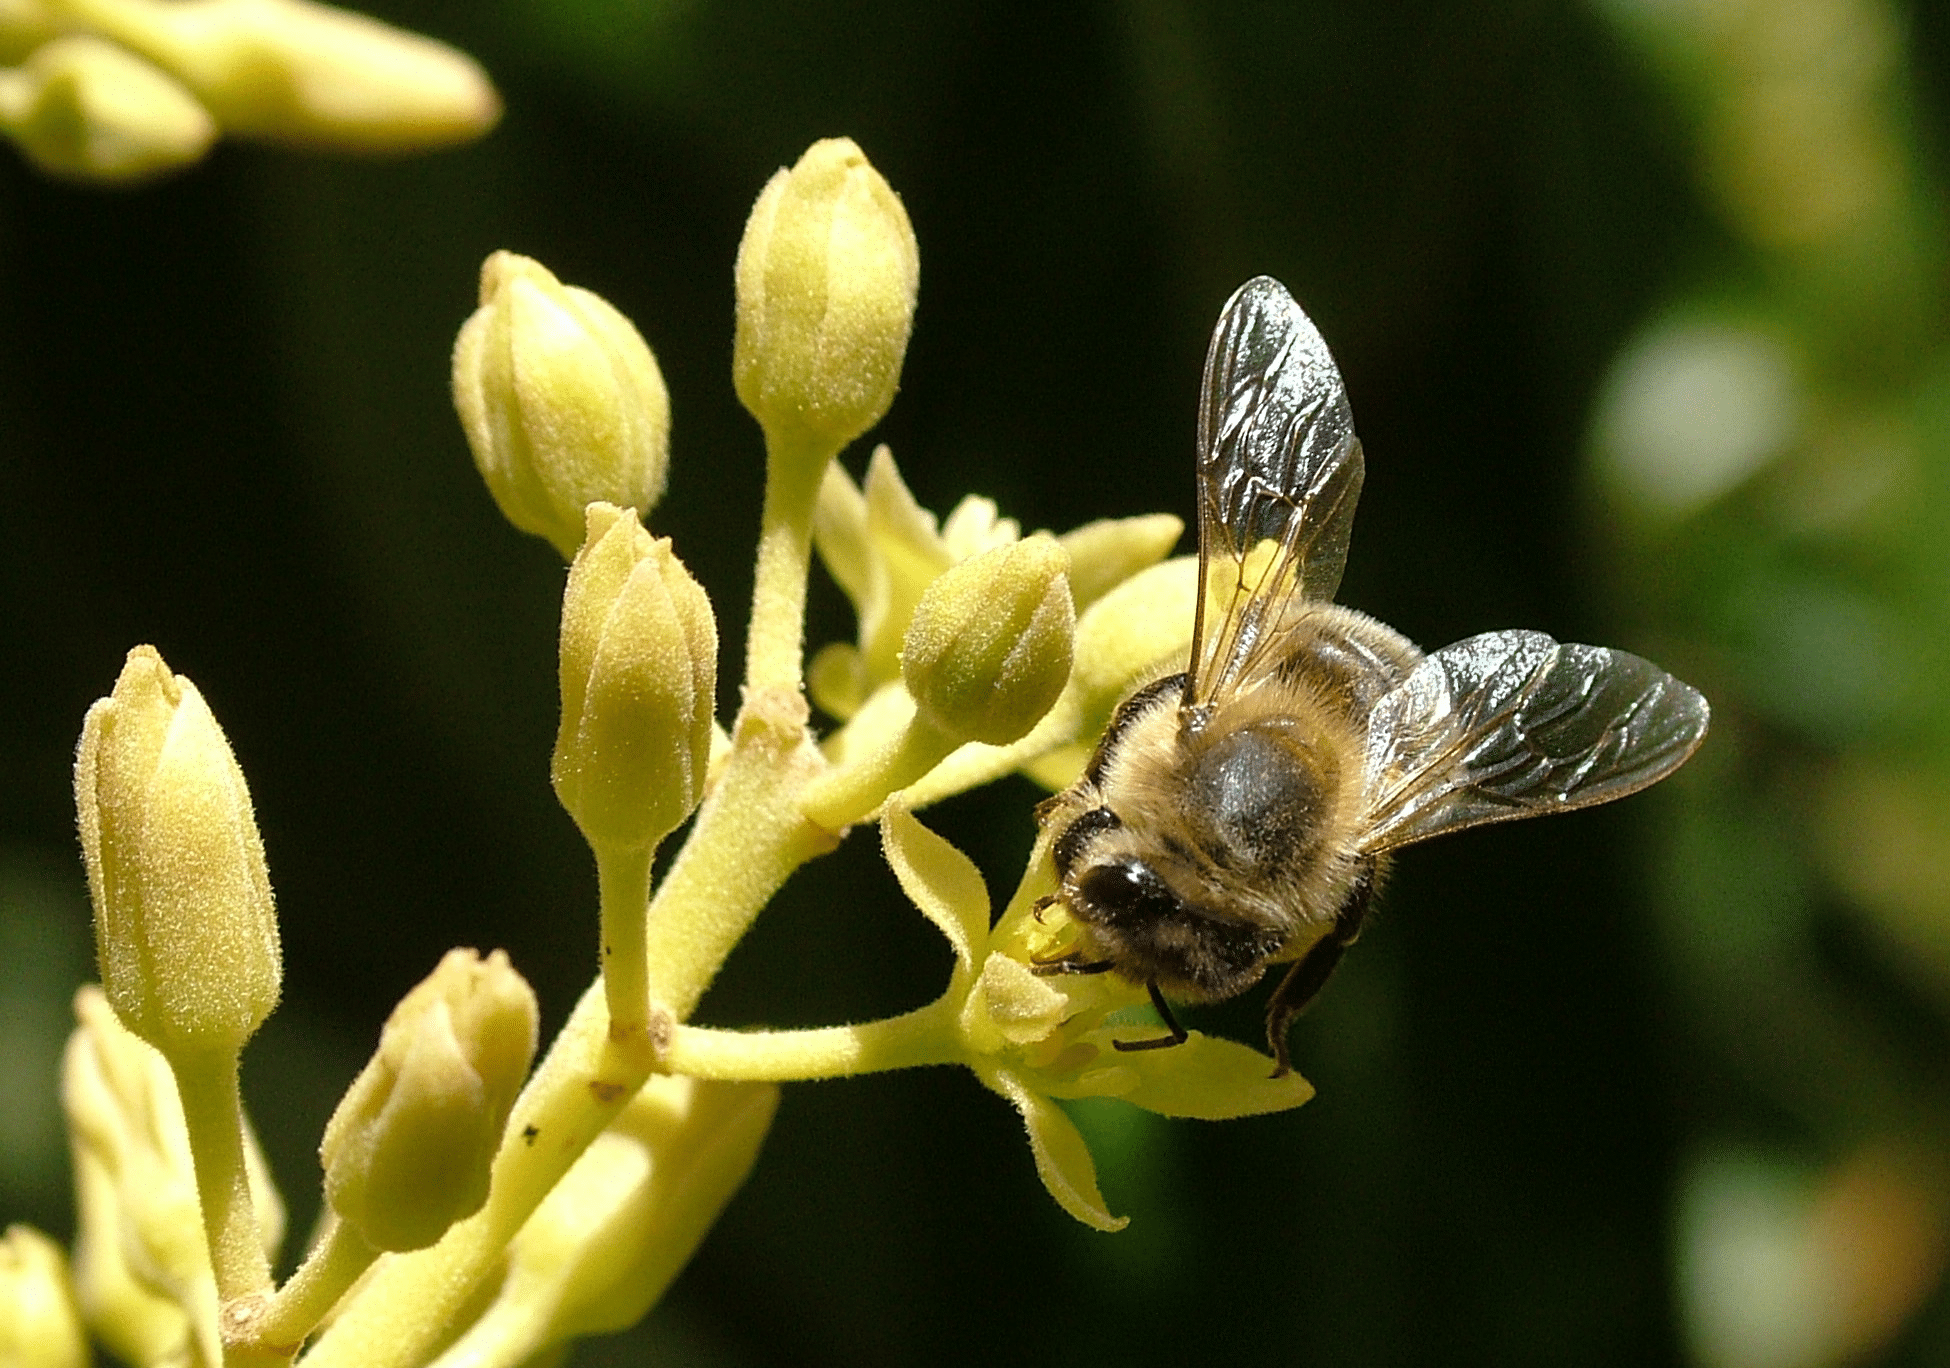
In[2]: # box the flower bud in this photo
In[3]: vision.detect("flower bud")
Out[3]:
[734,137,919,449]
[553,504,717,852]
[57,0,499,151]
[0,1225,89,1368]
[903,535,1075,747]
[0,35,214,182]
[453,252,671,558]
[63,985,284,1368]
[69,1149,197,1368]
[74,646,279,1063]
[320,949,539,1252]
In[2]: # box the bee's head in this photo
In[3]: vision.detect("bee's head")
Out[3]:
[1065,856,1282,1001]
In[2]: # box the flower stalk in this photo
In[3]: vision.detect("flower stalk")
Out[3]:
[744,427,841,695]
[170,1050,269,1305]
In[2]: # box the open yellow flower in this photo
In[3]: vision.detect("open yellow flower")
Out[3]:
[661,802,1311,1231]
[888,803,1313,1230]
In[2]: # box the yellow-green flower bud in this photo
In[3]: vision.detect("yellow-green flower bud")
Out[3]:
[63,985,284,1368]
[74,646,279,1063]
[553,504,717,853]
[55,0,499,151]
[0,35,214,182]
[902,534,1074,746]
[733,137,919,449]
[320,948,538,1252]
[0,1225,88,1368]
[453,252,671,559]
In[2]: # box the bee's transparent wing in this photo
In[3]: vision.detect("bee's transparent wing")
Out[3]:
[1188,277,1365,707]
[1358,630,1709,853]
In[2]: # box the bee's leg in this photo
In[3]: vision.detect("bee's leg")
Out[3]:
[1113,981,1190,1053]
[1029,948,1115,975]
[1030,893,1060,924]
[1263,864,1375,1078]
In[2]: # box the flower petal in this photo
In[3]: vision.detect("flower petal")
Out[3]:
[812,460,874,610]
[982,1066,1127,1232]
[1059,513,1185,609]
[860,447,953,680]
[1115,1033,1314,1120]
[960,952,1068,1052]
[940,494,1020,560]
[881,803,988,971]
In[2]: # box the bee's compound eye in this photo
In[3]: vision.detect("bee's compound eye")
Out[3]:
[1075,860,1183,931]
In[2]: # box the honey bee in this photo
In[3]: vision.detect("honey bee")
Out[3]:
[1035,276,1710,1076]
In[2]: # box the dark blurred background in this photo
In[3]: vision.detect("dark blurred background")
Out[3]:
[5,2,1950,1366]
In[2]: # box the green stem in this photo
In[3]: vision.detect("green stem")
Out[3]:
[414,1281,554,1368]
[230,1219,376,1355]
[596,843,654,1038]
[638,702,834,1021]
[169,1047,267,1302]
[660,999,963,1081]
[798,716,959,832]
[744,429,839,694]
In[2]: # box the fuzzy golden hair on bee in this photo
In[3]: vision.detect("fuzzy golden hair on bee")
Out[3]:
[1038,276,1711,1077]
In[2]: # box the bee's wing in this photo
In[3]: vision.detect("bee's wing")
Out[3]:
[1357,630,1709,853]
[1187,277,1365,707]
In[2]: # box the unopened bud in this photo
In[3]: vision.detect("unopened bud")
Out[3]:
[59,0,498,150]
[734,137,919,450]
[74,647,279,1063]
[554,505,717,852]
[454,252,671,558]
[0,35,214,182]
[320,949,538,1252]
[0,1225,88,1368]
[903,535,1074,746]
[62,986,283,1368]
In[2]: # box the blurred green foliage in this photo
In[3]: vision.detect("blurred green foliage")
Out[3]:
[4,1,1949,1365]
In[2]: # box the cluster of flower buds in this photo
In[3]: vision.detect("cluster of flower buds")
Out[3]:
[0,0,496,182]
[22,128,1248,1368]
